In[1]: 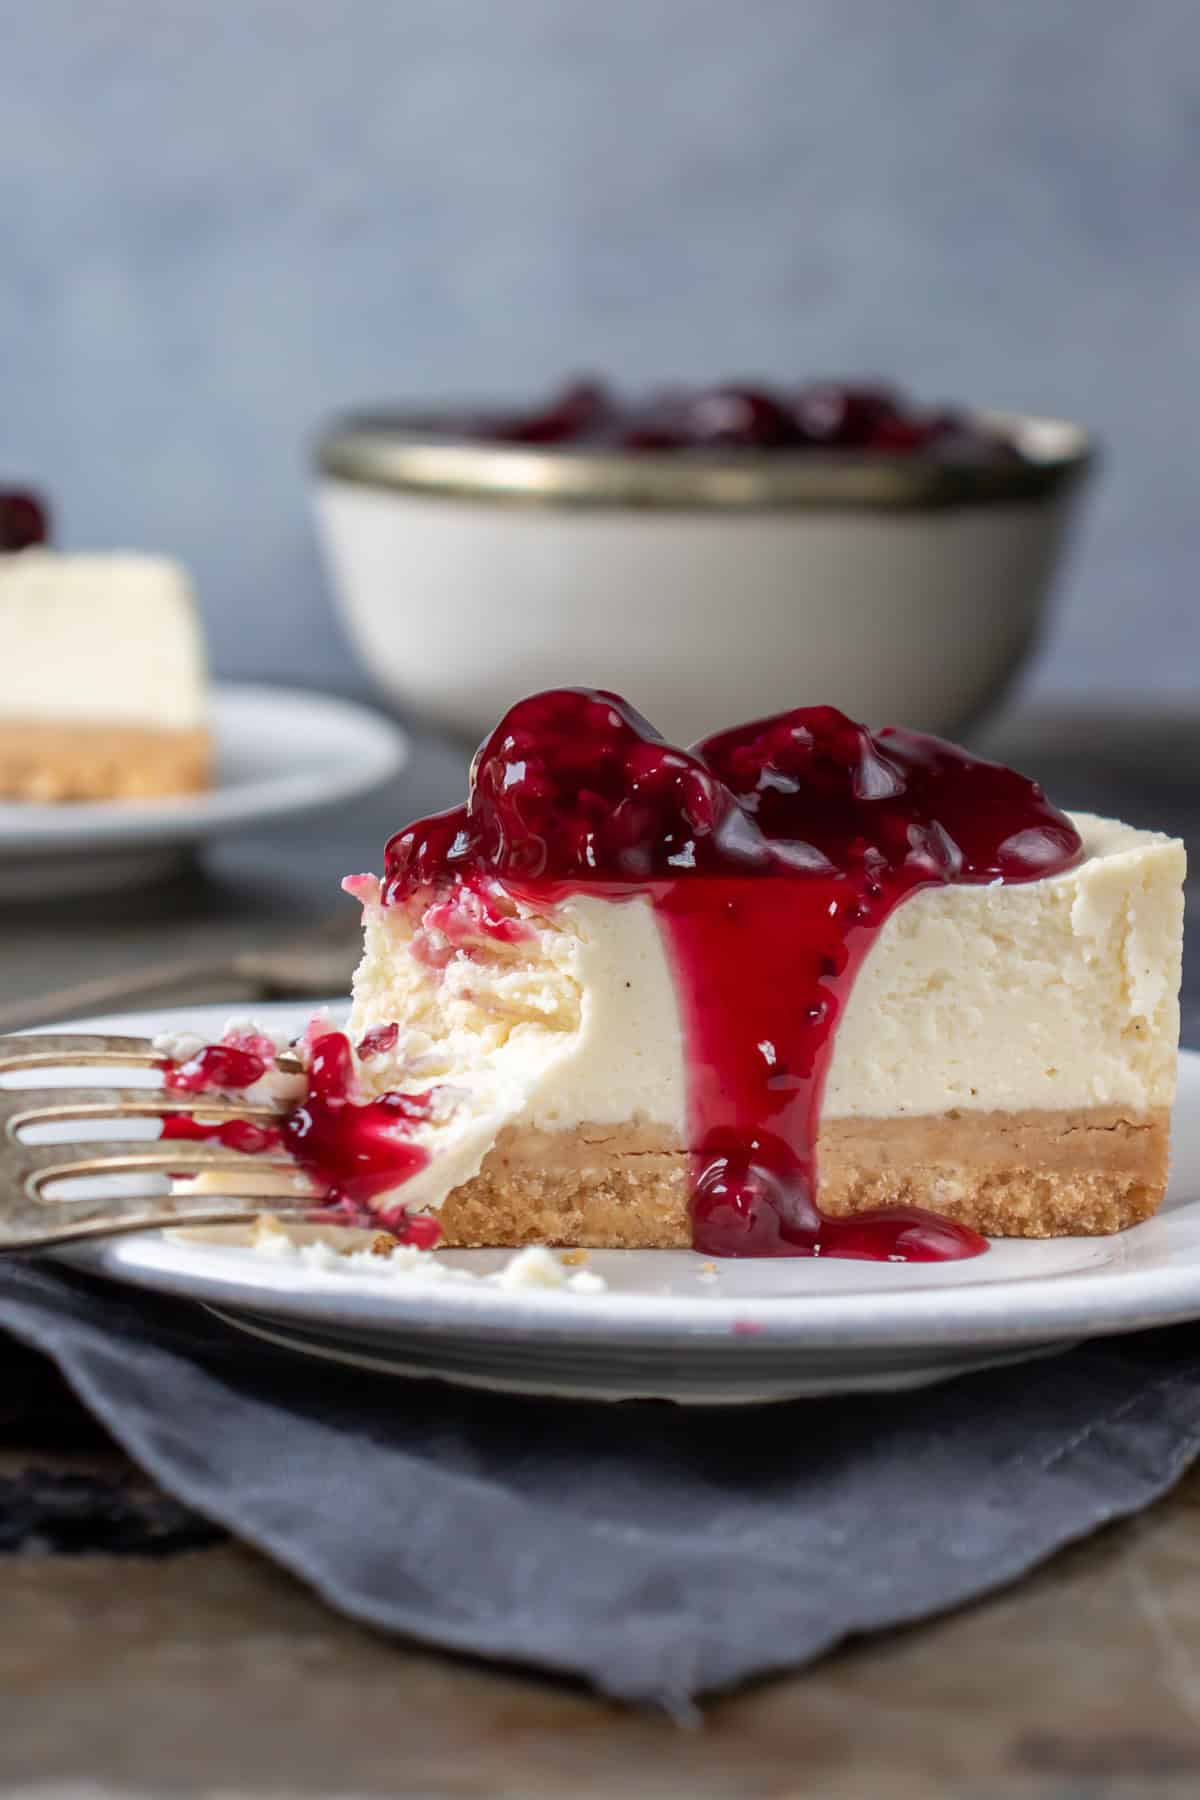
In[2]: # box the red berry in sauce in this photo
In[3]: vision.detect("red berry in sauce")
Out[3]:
[0,489,49,551]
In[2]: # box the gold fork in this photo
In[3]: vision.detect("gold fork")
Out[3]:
[0,1034,319,1251]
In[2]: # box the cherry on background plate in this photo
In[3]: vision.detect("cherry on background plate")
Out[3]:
[0,489,49,551]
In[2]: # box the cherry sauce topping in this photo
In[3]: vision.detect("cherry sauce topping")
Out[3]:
[158,1029,443,1247]
[383,688,1082,1262]
[160,1114,282,1155]
[425,378,1025,461]
[357,1022,400,1061]
[0,489,50,552]
[279,1032,439,1242]
[163,1044,269,1095]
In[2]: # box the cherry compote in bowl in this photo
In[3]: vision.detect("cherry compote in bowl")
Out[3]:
[314,378,1093,744]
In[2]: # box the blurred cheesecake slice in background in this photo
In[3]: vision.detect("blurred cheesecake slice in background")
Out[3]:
[0,551,211,801]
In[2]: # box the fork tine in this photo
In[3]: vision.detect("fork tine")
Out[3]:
[0,1136,322,1248]
[1,1087,282,1130]
[20,1141,304,1185]
[39,1169,316,1203]
[0,1032,341,1250]
[0,1033,159,1073]
[2,1186,318,1250]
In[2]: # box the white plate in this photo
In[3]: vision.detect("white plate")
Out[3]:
[0,685,407,898]
[38,1002,1200,1405]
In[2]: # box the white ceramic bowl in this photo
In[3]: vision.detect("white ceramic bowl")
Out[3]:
[313,411,1093,745]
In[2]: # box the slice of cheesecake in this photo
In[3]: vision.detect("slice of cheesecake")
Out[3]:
[0,551,210,801]
[322,690,1185,1256]
[344,813,1182,1247]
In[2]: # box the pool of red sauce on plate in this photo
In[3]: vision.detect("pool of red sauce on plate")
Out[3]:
[160,689,1082,1263]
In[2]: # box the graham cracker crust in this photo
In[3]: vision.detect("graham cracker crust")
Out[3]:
[0,722,210,801]
[431,1107,1171,1248]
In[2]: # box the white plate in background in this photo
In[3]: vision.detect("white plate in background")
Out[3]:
[44,1003,1200,1404]
[0,684,407,897]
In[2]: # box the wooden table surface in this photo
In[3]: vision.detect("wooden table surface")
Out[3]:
[2,699,1199,1799]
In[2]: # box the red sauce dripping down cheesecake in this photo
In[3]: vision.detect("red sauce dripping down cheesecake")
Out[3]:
[381,689,1083,1261]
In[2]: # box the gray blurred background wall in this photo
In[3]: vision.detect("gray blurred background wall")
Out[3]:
[2,0,1196,703]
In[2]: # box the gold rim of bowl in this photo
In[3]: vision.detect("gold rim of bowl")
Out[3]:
[314,410,1096,513]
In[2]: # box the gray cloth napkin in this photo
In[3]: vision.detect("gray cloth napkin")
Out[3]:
[3,1259,1200,1708]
